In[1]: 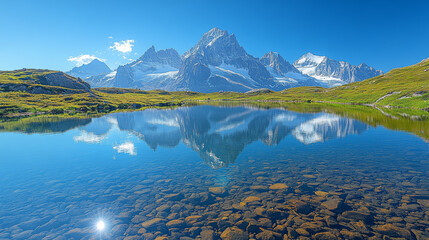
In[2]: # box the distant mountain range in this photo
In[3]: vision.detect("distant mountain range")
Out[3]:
[68,27,383,92]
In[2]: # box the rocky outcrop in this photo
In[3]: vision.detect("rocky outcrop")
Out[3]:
[37,72,91,92]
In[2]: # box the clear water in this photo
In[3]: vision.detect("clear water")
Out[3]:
[0,105,428,239]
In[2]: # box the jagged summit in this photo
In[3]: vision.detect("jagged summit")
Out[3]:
[137,46,182,68]
[260,51,300,74]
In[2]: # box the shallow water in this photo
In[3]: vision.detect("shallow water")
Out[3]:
[0,105,428,240]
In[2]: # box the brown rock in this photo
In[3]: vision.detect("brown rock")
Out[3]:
[321,198,344,212]
[254,207,266,216]
[350,221,370,234]
[314,232,338,240]
[315,191,329,197]
[341,211,372,223]
[220,226,249,240]
[164,193,184,201]
[141,218,165,230]
[201,229,215,240]
[374,224,412,239]
[166,219,185,228]
[340,230,363,240]
[243,196,261,203]
[255,229,280,240]
[185,215,202,225]
[155,237,169,240]
[300,221,324,233]
[295,228,310,236]
[209,187,227,195]
[289,199,314,214]
[269,183,288,190]
[266,208,287,220]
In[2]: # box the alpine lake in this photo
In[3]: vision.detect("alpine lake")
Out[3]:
[0,104,428,240]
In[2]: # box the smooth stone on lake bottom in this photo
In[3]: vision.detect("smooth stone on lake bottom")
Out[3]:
[313,231,338,240]
[166,219,185,228]
[269,183,288,190]
[221,226,249,240]
[374,223,412,239]
[141,218,165,229]
[209,187,226,195]
[243,196,261,203]
[315,191,329,197]
[185,215,202,224]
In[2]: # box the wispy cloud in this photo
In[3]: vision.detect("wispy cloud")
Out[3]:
[109,40,134,53]
[113,142,136,155]
[67,54,104,67]
[108,36,113,39]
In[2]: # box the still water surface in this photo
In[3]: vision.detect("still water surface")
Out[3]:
[0,105,428,239]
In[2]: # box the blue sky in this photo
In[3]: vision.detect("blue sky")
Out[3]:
[1,0,428,72]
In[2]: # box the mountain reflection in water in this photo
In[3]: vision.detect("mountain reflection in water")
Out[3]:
[73,106,369,168]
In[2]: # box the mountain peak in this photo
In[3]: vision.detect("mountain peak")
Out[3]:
[89,58,103,64]
[295,52,326,66]
[140,45,157,59]
[260,51,299,75]
[358,62,368,68]
[67,58,111,79]
[205,27,228,37]
[182,27,242,59]
[135,46,182,68]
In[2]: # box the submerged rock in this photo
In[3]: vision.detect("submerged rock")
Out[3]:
[243,196,261,203]
[166,219,185,228]
[220,226,249,240]
[374,224,412,239]
[209,187,227,195]
[141,218,166,230]
[269,183,288,190]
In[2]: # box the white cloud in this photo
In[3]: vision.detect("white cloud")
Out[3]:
[109,40,134,53]
[108,36,113,39]
[73,131,106,143]
[114,142,136,155]
[67,54,104,67]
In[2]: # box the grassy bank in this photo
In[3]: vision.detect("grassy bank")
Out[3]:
[0,59,428,118]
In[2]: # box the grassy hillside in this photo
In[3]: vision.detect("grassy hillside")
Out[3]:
[0,59,428,118]
[197,58,429,109]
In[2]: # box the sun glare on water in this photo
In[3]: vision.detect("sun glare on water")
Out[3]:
[96,220,105,231]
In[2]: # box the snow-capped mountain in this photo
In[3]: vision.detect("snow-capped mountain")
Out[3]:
[73,28,383,92]
[66,59,111,80]
[171,27,278,92]
[260,51,326,88]
[86,46,181,88]
[293,52,383,87]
